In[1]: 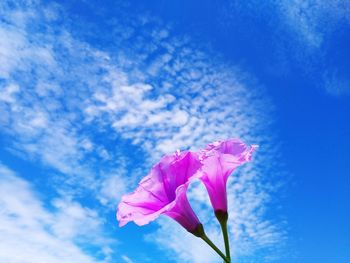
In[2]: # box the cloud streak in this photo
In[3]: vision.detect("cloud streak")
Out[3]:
[0,163,109,263]
[276,0,350,96]
[277,0,350,48]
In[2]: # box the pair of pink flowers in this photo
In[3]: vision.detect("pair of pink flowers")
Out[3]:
[117,138,257,262]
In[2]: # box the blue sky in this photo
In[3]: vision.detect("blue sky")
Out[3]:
[0,1,349,263]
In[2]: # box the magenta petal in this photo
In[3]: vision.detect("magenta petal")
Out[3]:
[198,139,257,212]
[201,138,258,160]
[164,184,200,232]
[117,151,201,232]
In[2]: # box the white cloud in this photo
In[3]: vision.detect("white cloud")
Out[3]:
[98,171,128,207]
[121,255,134,263]
[51,199,102,241]
[0,2,128,194]
[84,45,270,162]
[226,164,287,258]
[0,21,55,79]
[324,70,350,96]
[278,0,350,97]
[217,0,350,97]
[0,84,20,103]
[0,163,109,263]
[277,0,350,48]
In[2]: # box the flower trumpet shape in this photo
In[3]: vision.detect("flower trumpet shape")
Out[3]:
[117,151,202,233]
[198,138,258,213]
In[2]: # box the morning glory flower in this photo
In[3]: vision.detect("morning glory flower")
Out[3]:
[198,138,258,213]
[117,150,202,233]
[197,138,257,261]
[116,141,253,262]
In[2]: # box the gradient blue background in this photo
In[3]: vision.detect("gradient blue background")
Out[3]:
[0,1,349,263]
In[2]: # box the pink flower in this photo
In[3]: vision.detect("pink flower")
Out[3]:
[117,151,202,233]
[198,138,258,212]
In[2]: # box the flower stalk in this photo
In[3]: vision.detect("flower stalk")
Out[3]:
[191,224,229,263]
[216,210,231,263]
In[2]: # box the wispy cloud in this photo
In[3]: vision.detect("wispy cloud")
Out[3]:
[275,0,350,96]
[324,69,350,96]
[0,163,110,263]
[215,0,350,97]
[121,255,134,263]
[277,0,350,48]
[0,0,286,262]
[0,0,129,195]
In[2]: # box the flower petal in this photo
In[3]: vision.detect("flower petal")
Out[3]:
[117,151,202,232]
[198,139,258,212]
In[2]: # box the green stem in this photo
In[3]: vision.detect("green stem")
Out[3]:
[220,219,231,262]
[191,224,229,263]
[200,234,229,263]
[215,210,231,263]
